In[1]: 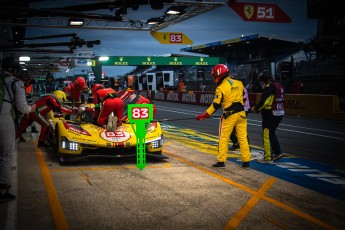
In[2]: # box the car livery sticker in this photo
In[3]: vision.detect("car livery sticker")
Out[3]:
[100,130,131,142]
[67,126,91,136]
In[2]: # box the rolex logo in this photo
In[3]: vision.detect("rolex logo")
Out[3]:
[200,57,204,62]
[147,57,151,61]
[120,57,123,61]
[174,57,178,62]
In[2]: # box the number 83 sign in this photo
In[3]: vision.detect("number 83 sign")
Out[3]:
[150,32,193,45]
[128,104,153,123]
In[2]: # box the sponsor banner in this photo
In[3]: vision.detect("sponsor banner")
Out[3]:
[142,91,215,106]
[139,90,345,120]
[94,56,226,66]
[76,50,93,66]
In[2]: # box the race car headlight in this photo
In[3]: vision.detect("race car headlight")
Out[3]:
[61,137,79,151]
[150,135,163,148]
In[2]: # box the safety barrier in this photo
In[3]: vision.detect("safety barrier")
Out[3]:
[138,90,345,121]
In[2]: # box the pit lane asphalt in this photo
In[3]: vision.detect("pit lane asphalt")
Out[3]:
[1,129,344,230]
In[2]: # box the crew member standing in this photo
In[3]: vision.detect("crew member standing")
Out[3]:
[251,72,285,163]
[196,64,250,168]
[0,57,36,202]
[64,77,88,103]
[43,73,56,94]
[19,70,39,135]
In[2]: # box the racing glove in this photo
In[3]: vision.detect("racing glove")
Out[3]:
[72,106,79,114]
[196,112,210,121]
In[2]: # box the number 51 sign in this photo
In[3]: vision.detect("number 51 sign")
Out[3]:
[128,104,153,170]
[228,1,291,23]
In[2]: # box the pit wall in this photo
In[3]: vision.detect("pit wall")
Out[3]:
[138,90,345,121]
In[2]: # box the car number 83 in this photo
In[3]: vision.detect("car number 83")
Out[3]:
[132,108,149,119]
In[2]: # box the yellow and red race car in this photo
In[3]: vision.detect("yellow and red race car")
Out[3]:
[46,90,166,164]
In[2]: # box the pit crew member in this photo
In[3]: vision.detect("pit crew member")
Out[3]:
[196,64,251,169]
[64,77,88,103]
[92,84,124,131]
[15,93,76,147]
[251,72,285,163]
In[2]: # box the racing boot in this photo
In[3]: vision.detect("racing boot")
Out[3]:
[273,153,284,162]
[229,143,239,151]
[19,135,26,142]
[212,162,225,168]
[38,141,50,148]
[0,184,16,203]
[31,125,39,133]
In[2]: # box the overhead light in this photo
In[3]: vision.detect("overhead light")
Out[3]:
[68,19,84,26]
[147,16,164,25]
[19,56,30,61]
[99,56,109,61]
[165,6,186,15]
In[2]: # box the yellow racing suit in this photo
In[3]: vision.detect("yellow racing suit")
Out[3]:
[205,77,250,163]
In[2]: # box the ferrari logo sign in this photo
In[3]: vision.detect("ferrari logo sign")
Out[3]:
[228,1,291,23]
[244,5,254,19]
[150,31,193,45]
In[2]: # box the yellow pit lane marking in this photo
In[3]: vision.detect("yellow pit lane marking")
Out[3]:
[224,177,276,229]
[81,171,92,186]
[34,140,69,230]
[164,133,218,155]
[49,162,172,172]
[165,132,294,159]
[163,150,338,230]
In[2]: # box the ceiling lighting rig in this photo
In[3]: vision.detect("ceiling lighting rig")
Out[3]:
[0,33,101,53]
[0,1,224,31]
[148,1,224,31]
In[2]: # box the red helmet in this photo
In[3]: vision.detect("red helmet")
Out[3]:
[75,77,87,89]
[211,64,229,83]
[91,83,104,93]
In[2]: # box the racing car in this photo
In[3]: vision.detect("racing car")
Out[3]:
[46,89,166,164]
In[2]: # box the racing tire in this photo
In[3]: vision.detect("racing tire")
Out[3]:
[54,126,66,165]
[53,125,60,155]
[58,155,67,165]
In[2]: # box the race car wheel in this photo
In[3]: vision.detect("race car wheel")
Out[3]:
[58,155,67,165]
[53,125,60,155]
[54,126,66,165]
